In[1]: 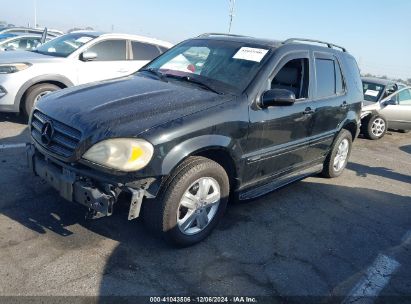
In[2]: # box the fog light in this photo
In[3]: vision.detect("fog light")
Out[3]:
[0,86,6,98]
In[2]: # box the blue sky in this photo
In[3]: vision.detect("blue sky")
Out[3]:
[1,0,410,79]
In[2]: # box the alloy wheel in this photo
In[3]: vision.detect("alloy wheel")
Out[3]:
[333,138,349,172]
[177,177,221,235]
[371,118,385,137]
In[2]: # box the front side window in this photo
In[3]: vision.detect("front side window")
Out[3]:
[8,38,41,50]
[397,89,411,105]
[131,41,160,60]
[144,39,272,94]
[36,33,96,57]
[86,40,127,61]
[271,58,309,99]
[315,58,335,98]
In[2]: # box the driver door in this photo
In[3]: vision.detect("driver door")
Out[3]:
[244,51,314,187]
[380,88,411,130]
[77,39,132,84]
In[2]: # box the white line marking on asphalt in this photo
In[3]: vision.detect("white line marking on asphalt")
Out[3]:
[0,143,26,149]
[343,254,400,304]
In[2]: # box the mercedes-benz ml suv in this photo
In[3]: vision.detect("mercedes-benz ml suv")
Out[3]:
[27,34,362,246]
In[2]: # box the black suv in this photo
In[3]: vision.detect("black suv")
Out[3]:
[27,34,362,246]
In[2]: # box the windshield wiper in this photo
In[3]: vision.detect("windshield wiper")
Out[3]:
[140,68,168,82]
[166,74,222,94]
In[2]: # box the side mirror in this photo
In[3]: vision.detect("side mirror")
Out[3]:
[260,89,296,108]
[80,51,97,62]
[5,45,16,51]
[384,98,397,106]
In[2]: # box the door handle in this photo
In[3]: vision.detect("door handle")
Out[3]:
[303,107,315,115]
[117,69,130,73]
[340,101,348,108]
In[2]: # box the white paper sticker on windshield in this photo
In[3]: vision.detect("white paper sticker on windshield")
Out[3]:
[365,89,379,97]
[76,36,93,44]
[233,47,269,62]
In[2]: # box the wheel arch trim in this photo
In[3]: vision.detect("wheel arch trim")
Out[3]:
[14,74,74,110]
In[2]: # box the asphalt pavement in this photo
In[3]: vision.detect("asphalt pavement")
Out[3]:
[0,113,410,303]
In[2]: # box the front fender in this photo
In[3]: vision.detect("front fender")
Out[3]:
[161,135,234,175]
[14,74,74,108]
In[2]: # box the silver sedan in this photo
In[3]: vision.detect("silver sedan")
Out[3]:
[361,87,411,139]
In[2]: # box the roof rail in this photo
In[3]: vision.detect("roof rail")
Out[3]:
[282,38,347,52]
[197,33,249,38]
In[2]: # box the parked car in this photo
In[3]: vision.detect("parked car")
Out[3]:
[0,31,172,116]
[0,34,51,51]
[27,34,362,246]
[361,86,411,139]
[362,77,402,104]
[0,27,63,37]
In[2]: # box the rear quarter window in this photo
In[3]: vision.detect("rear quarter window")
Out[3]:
[344,55,363,94]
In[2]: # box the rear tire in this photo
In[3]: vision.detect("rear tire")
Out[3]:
[322,129,352,178]
[362,115,387,140]
[143,156,229,247]
[22,83,60,118]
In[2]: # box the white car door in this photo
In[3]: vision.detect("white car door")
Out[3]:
[77,39,132,84]
[129,40,163,72]
[380,88,411,130]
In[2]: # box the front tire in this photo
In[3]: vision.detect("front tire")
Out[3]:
[322,129,352,178]
[362,115,387,140]
[22,83,60,118]
[143,157,229,247]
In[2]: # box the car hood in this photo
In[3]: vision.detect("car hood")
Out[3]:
[0,50,64,64]
[362,100,382,112]
[35,75,233,142]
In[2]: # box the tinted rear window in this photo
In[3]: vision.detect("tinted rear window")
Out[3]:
[315,58,335,98]
[132,41,161,60]
[87,40,127,61]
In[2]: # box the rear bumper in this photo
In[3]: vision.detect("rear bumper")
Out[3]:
[26,143,156,220]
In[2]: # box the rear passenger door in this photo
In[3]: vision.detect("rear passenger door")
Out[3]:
[129,40,163,72]
[305,52,347,161]
[77,39,130,84]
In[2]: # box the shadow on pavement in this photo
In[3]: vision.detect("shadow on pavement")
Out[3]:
[0,112,27,124]
[1,175,411,298]
[400,144,411,155]
[347,162,411,184]
[0,128,410,299]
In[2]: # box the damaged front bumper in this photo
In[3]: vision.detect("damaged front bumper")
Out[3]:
[26,143,158,220]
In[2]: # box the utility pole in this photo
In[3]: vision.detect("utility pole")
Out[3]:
[34,0,37,28]
[228,0,236,33]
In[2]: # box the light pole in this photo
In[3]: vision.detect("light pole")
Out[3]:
[228,0,236,33]
[34,0,37,28]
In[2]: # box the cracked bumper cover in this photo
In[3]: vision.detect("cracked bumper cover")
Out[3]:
[26,143,158,220]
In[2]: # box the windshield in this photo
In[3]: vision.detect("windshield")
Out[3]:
[363,81,385,102]
[143,39,272,94]
[0,33,16,42]
[35,33,96,57]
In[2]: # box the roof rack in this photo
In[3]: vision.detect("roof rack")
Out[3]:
[282,38,347,52]
[197,33,249,38]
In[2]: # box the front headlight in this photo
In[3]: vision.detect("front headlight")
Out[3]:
[82,138,154,172]
[0,63,32,74]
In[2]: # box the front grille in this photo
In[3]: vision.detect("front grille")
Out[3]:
[31,110,82,159]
